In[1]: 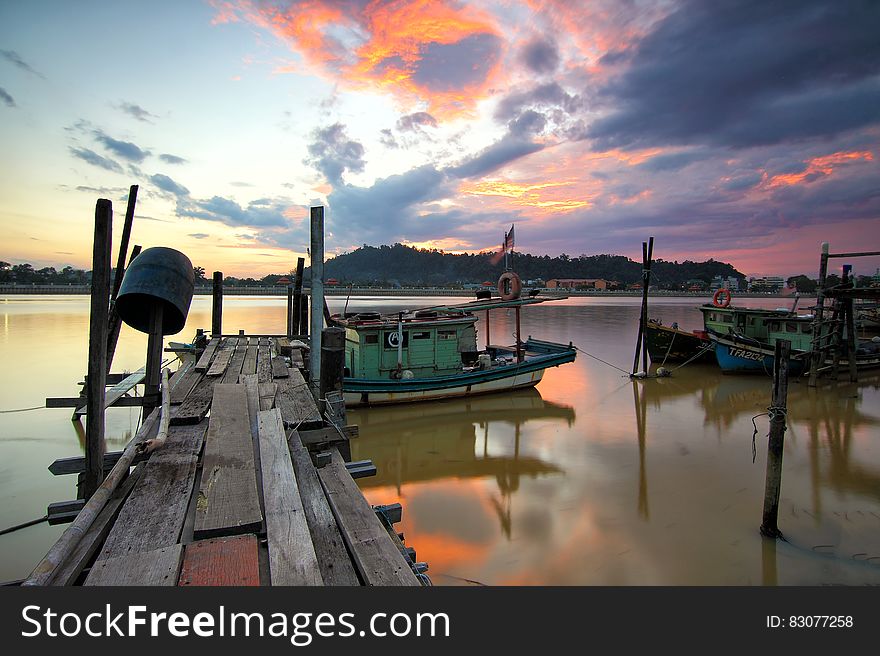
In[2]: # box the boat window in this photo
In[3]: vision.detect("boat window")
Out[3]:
[438,330,457,340]
[721,314,733,323]
[802,323,812,334]
[769,321,780,331]
[412,331,431,340]
[363,334,378,344]
[786,322,798,333]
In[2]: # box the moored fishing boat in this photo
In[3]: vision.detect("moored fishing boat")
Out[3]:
[645,319,714,365]
[335,293,577,406]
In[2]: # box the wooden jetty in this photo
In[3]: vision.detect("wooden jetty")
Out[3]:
[25,197,426,587]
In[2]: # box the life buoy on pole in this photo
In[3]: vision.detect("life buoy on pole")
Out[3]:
[498,271,522,300]
[712,288,732,308]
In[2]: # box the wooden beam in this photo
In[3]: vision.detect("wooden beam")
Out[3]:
[194,384,263,539]
[259,408,323,585]
[85,544,183,586]
[287,432,359,585]
[275,368,321,430]
[194,337,220,372]
[317,449,420,586]
[221,337,249,384]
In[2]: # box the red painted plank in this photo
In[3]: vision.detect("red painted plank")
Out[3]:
[178,534,261,586]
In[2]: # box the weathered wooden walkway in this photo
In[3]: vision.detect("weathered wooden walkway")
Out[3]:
[28,336,423,586]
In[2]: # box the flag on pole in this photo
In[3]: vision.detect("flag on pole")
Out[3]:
[504,225,515,252]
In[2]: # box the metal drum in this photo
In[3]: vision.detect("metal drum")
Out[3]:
[116,247,194,335]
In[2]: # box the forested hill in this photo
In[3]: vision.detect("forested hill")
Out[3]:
[314,244,745,289]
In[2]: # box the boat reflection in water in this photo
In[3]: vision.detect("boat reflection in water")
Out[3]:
[349,388,574,584]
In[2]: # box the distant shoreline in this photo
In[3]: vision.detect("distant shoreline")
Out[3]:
[0,284,810,299]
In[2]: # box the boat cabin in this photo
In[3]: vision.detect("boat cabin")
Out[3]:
[340,310,478,379]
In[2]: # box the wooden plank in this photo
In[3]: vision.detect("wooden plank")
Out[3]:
[73,367,146,416]
[275,368,321,430]
[298,425,358,446]
[178,535,261,586]
[195,337,220,372]
[97,423,206,560]
[271,355,290,379]
[241,375,266,523]
[194,384,263,539]
[257,339,272,383]
[259,408,323,585]
[276,337,292,356]
[48,450,148,475]
[50,466,145,586]
[289,349,304,368]
[317,449,420,586]
[206,341,235,377]
[171,373,220,425]
[222,337,249,384]
[241,344,258,376]
[48,396,143,408]
[288,432,359,585]
[170,365,202,406]
[85,544,183,586]
[258,382,277,411]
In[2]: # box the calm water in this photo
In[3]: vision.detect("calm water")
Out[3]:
[1,294,879,585]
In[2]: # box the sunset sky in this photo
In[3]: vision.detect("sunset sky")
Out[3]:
[1,0,878,279]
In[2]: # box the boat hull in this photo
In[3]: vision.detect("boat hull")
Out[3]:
[645,322,714,364]
[344,340,576,406]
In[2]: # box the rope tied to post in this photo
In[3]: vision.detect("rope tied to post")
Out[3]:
[750,405,788,463]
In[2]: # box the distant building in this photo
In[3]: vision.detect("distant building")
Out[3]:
[326,278,340,286]
[546,278,612,290]
[275,276,291,285]
[709,275,740,291]
[748,276,785,293]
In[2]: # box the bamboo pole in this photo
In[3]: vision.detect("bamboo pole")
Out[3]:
[106,185,138,371]
[23,403,164,586]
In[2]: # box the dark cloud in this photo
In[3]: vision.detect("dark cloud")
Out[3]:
[379,128,398,149]
[159,153,187,165]
[520,36,559,74]
[117,102,157,122]
[69,147,123,173]
[188,233,210,239]
[411,33,502,91]
[637,151,709,172]
[304,123,365,184]
[150,173,190,197]
[176,195,290,228]
[230,181,254,187]
[93,130,151,162]
[0,50,44,78]
[588,0,880,150]
[508,109,547,136]
[396,112,437,132]
[495,82,582,121]
[721,172,763,192]
[0,87,15,107]
[447,135,544,179]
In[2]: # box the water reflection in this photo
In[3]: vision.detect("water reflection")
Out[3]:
[351,388,575,542]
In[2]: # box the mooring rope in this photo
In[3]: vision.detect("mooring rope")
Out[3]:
[670,342,715,371]
[750,405,788,462]
[574,346,631,376]
[0,405,45,414]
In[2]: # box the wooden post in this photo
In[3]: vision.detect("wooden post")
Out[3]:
[211,271,223,337]
[808,243,829,387]
[84,199,113,499]
[631,237,653,376]
[143,304,164,416]
[310,207,325,391]
[319,326,346,409]
[105,185,138,372]
[760,339,790,539]
[485,309,490,349]
[293,256,306,336]
[286,283,294,338]
[515,305,522,362]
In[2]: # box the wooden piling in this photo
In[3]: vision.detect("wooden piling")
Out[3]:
[760,339,790,539]
[143,304,164,415]
[292,257,305,336]
[808,243,829,387]
[85,199,113,499]
[105,185,138,371]
[319,326,346,413]
[631,237,654,376]
[286,283,294,338]
[211,271,223,337]
[310,207,325,391]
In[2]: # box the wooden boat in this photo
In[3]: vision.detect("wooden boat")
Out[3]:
[700,303,880,375]
[645,319,714,365]
[333,295,576,406]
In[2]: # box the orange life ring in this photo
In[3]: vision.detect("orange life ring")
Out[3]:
[712,288,732,308]
[498,271,522,301]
